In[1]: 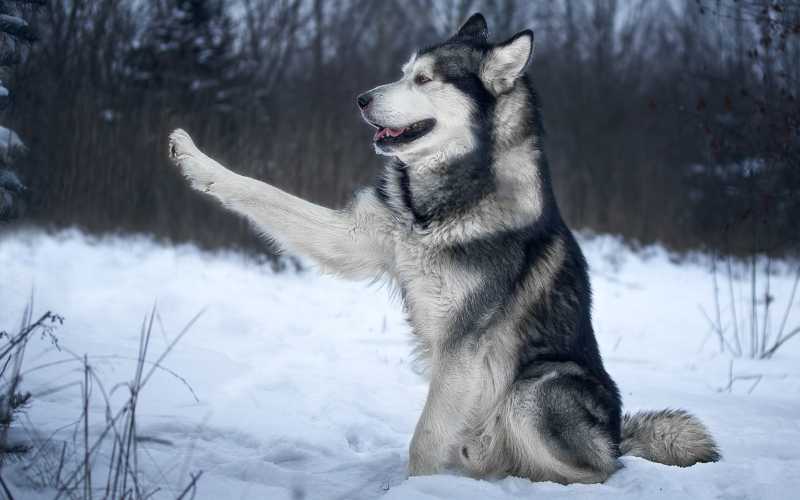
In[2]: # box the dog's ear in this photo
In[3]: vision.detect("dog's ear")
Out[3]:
[480,30,534,95]
[454,13,488,42]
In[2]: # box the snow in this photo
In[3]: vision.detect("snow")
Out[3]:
[1,229,799,499]
[0,126,25,159]
[0,14,27,30]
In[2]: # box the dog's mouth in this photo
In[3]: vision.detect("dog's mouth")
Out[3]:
[371,119,436,146]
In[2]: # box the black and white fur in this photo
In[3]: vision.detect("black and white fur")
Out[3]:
[167,14,720,484]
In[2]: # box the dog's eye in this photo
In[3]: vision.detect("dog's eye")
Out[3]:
[414,74,432,85]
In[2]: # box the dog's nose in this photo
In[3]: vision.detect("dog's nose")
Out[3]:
[357,93,372,109]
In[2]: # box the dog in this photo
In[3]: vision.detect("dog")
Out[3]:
[167,13,719,484]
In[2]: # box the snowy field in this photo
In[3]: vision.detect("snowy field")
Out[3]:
[2,229,799,499]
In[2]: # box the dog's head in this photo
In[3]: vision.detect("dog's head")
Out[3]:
[357,13,534,163]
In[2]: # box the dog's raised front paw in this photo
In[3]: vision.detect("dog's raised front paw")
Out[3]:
[168,128,199,162]
[167,129,218,192]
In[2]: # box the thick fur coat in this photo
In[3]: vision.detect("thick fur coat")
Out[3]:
[167,13,719,484]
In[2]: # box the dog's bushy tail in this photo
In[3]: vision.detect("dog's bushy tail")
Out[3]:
[620,409,721,466]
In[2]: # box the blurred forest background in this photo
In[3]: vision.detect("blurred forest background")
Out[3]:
[0,0,798,258]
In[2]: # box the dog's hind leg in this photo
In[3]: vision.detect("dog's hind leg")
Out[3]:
[460,368,621,484]
[507,371,620,484]
[168,129,393,279]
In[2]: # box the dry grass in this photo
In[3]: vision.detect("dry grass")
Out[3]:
[0,302,205,500]
[704,256,800,359]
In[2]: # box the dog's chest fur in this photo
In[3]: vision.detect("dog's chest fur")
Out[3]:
[389,226,524,401]
[392,232,481,352]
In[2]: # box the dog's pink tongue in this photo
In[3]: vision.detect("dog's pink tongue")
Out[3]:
[374,127,406,141]
[386,128,405,137]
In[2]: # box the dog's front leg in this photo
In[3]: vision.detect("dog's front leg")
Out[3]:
[408,365,470,476]
[167,129,391,279]
[409,403,450,476]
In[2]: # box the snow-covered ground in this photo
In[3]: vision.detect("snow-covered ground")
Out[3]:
[2,229,799,499]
